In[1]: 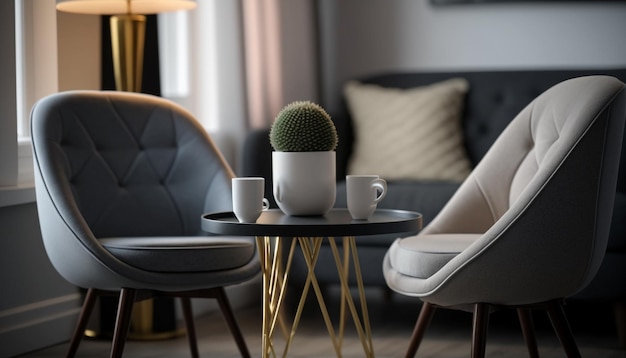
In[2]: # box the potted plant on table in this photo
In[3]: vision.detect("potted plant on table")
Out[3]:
[270,101,338,216]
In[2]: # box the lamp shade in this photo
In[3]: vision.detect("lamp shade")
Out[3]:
[56,0,196,15]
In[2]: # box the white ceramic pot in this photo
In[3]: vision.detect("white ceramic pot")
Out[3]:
[272,151,336,216]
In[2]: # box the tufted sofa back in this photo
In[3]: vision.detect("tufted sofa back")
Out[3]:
[347,69,626,182]
[32,91,234,239]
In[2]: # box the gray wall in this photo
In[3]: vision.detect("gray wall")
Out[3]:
[0,0,17,186]
[0,2,82,357]
[318,0,626,113]
[0,204,81,357]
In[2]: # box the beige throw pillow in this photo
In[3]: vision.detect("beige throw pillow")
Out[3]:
[344,78,472,182]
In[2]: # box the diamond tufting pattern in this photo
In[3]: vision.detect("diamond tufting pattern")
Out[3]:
[31,90,258,288]
[43,93,231,238]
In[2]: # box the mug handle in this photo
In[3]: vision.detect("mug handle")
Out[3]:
[262,198,270,211]
[371,178,387,204]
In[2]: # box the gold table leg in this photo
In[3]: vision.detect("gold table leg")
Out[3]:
[329,237,375,357]
[255,235,375,358]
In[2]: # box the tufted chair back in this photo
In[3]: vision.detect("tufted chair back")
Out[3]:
[31,91,258,293]
[386,76,626,307]
[33,91,233,238]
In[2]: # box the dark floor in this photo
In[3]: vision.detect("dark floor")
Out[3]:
[17,287,626,357]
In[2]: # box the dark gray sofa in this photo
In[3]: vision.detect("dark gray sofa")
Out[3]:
[240,69,626,309]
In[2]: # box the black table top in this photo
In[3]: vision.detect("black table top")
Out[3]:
[201,208,422,237]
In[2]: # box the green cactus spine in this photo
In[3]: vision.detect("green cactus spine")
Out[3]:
[270,101,338,152]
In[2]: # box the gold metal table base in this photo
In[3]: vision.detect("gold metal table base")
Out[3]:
[256,236,374,358]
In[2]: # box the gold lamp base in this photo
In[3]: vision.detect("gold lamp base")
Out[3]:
[110,14,146,92]
[84,297,185,341]
[127,300,186,340]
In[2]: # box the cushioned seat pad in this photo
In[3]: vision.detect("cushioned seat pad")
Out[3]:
[389,234,480,278]
[101,237,256,273]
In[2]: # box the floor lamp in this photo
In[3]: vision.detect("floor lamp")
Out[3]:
[55,0,196,339]
[56,0,196,92]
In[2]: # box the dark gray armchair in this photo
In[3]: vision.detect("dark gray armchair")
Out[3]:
[31,91,259,357]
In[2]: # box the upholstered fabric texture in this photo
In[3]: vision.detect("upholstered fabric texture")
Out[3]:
[54,95,232,238]
[100,237,255,273]
[388,234,479,279]
[383,76,626,306]
[31,91,260,291]
[344,78,472,181]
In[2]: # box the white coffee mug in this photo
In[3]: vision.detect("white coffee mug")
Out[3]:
[232,177,270,223]
[346,175,387,220]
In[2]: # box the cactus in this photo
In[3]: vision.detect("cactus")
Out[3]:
[270,101,338,152]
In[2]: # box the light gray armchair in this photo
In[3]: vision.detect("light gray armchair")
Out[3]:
[383,76,626,357]
[31,91,260,357]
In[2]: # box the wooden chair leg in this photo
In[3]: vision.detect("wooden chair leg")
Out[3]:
[66,288,99,358]
[180,297,199,358]
[471,303,490,358]
[517,308,539,358]
[110,288,136,358]
[215,287,250,358]
[546,300,581,358]
[405,302,436,358]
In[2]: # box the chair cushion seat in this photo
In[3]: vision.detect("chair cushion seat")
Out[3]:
[388,234,480,278]
[101,237,256,273]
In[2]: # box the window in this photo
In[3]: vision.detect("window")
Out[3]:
[159,1,247,134]
[0,0,56,206]
[15,0,58,140]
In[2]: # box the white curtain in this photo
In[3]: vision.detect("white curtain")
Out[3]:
[242,0,319,129]
[160,0,318,131]
[158,0,319,169]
